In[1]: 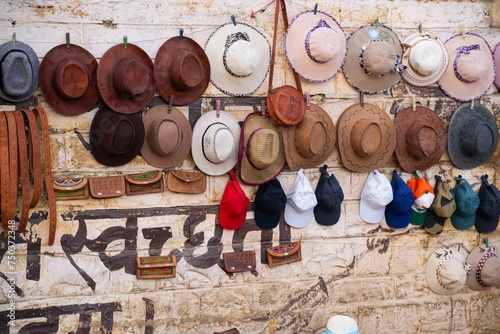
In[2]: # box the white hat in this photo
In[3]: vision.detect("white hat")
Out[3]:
[425,246,471,295]
[360,170,393,224]
[191,110,241,176]
[325,315,359,334]
[284,169,318,228]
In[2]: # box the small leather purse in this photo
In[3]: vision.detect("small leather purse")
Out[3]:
[222,250,256,273]
[136,255,177,279]
[89,175,126,199]
[125,171,164,196]
[267,241,302,268]
[52,178,89,201]
[167,170,207,194]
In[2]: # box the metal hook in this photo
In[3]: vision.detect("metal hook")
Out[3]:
[313,3,318,14]
[484,237,489,248]
[231,15,237,26]
[305,92,311,108]
[375,17,379,29]
[179,28,184,41]
[66,32,71,52]
[412,93,416,111]
[123,36,128,48]
[459,23,465,39]
[470,99,475,110]
[261,100,266,117]
[360,90,364,107]
[216,99,221,118]
[12,33,16,45]
[168,95,174,113]
[418,22,422,34]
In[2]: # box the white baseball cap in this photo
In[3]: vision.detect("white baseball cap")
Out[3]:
[360,170,393,223]
[325,315,359,334]
[284,169,318,228]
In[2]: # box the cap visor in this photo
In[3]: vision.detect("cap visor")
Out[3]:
[474,212,499,233]
[360,199,385,224]
[284,203,313,228]
[385,208,411,229]
[314,205,341,226]
[424,210,447,235]
[451,213,476,230]
[255,209,282,229]
[410,209,427,226]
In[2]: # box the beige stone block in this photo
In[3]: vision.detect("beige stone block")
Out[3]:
[334,277,394,304]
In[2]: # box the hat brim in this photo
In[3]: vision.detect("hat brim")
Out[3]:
[191,110,240,176]
[284,202,314,228]
[39,44,99,116]
[424,210,447,235]
[425,247,467,294]
[385,207,411,229]
[314,204,342,226]
[410,209,427,226]
[450,211,476,230]
[342,24,402,93]
[438,32,495,102]
[140,105,192,168]
[284,10,346,82]
[360,198,386,224]
[255,208,282,229]
[204,22,271,96]
[154,36,210,106]
[475,210,499,233]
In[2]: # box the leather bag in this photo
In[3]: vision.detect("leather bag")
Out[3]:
[267,241,302,267]
[125,171,164,196]
[53,178,89,201]
[89,175,126,199]
[167,170,206,194]
[222,250,256,273]
[136,255,177,279]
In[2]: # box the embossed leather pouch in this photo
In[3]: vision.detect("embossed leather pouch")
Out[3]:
[167,170,206,194]
[89,175,126,199]
[222,250,256,273]
[125,171,164,196]
[52,178,89,201]
[267,241,302,267]
[136,255,177,279]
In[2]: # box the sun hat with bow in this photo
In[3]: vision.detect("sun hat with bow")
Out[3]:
[0,40,40,102]
[425,246,471,295]
[204,22,271,96]
[342,23,404,93]
[154,36,210,106]
[39,43,98,116]
[284,10,346,82]
[337,103,396,172]
[97,43,154,114]
[140,104,192,169]
[438,32,495,102]
[466,243,500,291]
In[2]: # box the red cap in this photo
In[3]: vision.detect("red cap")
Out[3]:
[219,170,250,230]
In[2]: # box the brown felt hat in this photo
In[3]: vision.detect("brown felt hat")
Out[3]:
[394,106,446,173]
[283,103,336,170]
[337,103,396,172]
[39,44,99,116]
[97,43,154,114]
[140,104,192,169]
[154,36,210,106]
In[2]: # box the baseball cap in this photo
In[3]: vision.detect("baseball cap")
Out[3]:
[254,178,287,229]
[360,170,393,224]
[219,170,250,230]
[314,165,344,226]
[475,174,500,233]
[407,172,435,226]
[450,175,479,230]
[284,169,318,228]
[424,175,456,235]
[385,169,415,228]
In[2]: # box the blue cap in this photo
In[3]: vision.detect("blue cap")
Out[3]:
[385,170,414,228]
[314,165,344,226]
[451,176,480,230]
[254,178,287,229]
[475,174,500,233]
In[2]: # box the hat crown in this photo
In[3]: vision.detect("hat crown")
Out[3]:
[54,58,89,99]
[113,57,150,97]
[454,45,488,83]
[287,170,318,213]
[477,176,500,218]
[432,181,456,217]
[408,177,435,211]
[460,118,495,156]
[203,123,235,164]
[247,128,280,170]
[407,122,438,159]
[317,172,344,210]
[454,179,480,215]
[170,49,204,90]
[409,39,443,76]
[255,180,286,213]
[225,33,261,77]
[295,117,327,158]
[98,115,135,155]
[2,51,33,96]
[325,315,359,334]
[351,120,382,158]
[438,257,467,289]
[306,20,340,64]
[387,172,415,214]
[147,116,182,157]
[361,41,397,77]
[361,170,393,210]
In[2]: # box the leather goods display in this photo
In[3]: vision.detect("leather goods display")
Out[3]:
[167,170,206,194]
[222,250,256,273]
[53,178,90,201]
[136,255,177,279]
[267,241,302,268]
[89,175,126,199]
[266,0,305,127]
[125,171,165,196]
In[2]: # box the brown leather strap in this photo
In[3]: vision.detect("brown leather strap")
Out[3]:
[267,0,303,94]
[5,112,19,223]
[0,113,10,236]
[22,109,42,209]
[14,110,31,233]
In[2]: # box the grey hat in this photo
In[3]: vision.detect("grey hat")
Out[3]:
[0,41,40,102]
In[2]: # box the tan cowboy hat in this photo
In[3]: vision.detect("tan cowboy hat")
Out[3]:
[337,103,396,172]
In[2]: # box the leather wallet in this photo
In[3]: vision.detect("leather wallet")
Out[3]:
[167,170,206,194]
[52,178,89,201]
[222,250,256,272]
[136,255,177,279]
[267,241,302,268]
[89,175,126,199]
[125,171,164,196]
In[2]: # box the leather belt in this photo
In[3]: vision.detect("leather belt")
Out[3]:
[14,110,31,233]
[22,109,42,209]
[0,113,9,235]
[5,112,19,224]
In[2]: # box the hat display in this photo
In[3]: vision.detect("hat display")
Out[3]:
[219,170,249,230]
[447,102,498,170]
[393,106,446,173]
[401,32,448,87]
[337,103,396,173]
[450,176,479,230]
[191,110,240,176]
[254,178,287,229]
[324,315,359,334]
[89,106,145,166]
[475,174,500,233]
[314,165,344,226]
[140,104,192,169]
[39,43,98,116]
[238,112,286,185]
[407,173,435,226]
[0,40,40,102]
[97,43,154,114]
[466,244,500,291]
[342,24,403,93]
[360,170,393,224]
[438,32,494,102]
[154,36,210,106]
[425,246,470,295]
[493,41,500,90]
[284,10,346,82]
[284,169,317,228]
[424,175,456,235]
[385,169,415,229]
[283,103,336,170]
[204,22,271,96]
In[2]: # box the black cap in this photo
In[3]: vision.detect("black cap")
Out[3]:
[314,165,344,226]
[475,174,500,233]
[254,178,287,229]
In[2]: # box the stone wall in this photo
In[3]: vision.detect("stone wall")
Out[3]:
[1,0,500,333]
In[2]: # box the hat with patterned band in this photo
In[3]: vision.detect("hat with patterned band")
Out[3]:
[425,246,471,295]
[438,32,494,102]
[204,22,271,96]
[285,10,346,82]
[466,244,500,291]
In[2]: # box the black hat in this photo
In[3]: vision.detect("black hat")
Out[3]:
[254,178,286,229]
[314,165,344,226]
[475,174,500,233]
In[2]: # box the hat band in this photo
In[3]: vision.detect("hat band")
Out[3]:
[476,250,497,287]
[453,44,481,84]
[304,19,332,64]
[223,32,253,78]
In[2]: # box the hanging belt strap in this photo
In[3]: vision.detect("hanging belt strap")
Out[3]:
[5,112,19,223]
[22,109,42,209]
[0,113,10,236]
[14,110,31,233]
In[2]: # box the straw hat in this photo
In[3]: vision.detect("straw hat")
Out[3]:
[425,246,470,295]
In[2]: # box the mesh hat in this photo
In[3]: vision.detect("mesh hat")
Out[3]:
[219,170,249,230]
[407,173,435,226]
[314,165,344,226]
[451,176,480,230]
[425,246,470,295]
[466,244,500,291]
[360,170,393,224]
[475,174,500,233]
[284,169,318,228]
[385,169,415,229]
[424,175,456,235]
[324,315,359,334]
[254,178,286,230]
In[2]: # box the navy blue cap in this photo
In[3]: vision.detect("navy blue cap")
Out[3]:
[254,178,286,229]
[314,165,344,226]
[385,169,414,228]
[475,174,500,233]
